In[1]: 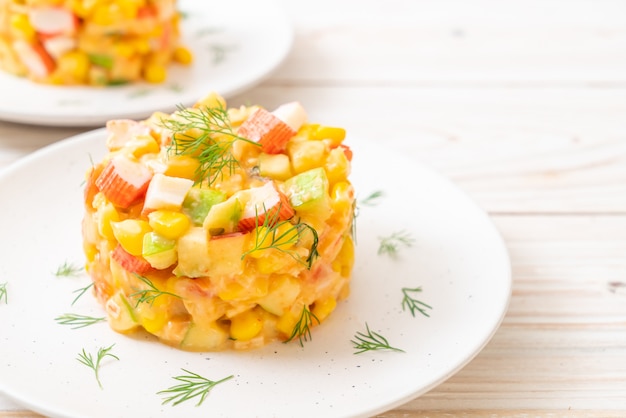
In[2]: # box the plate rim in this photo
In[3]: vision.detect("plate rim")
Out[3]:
[0,0,293,127]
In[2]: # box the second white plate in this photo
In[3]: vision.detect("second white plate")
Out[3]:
[0,0,293,126]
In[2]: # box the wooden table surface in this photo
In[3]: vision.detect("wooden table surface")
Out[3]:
[1,0,625,416]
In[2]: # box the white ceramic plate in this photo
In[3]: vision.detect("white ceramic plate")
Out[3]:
[0,130,511,418]
[0,0,292,126]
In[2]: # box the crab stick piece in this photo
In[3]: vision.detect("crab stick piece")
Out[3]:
[42,35,76,59]
[84,163,104,206]
[12,39,55,78]
[111,244,153,274]
[271,102,307,132]
[238,182,295,232]
[28,7,78,37]
[95,156,153,208]
[237,102,306,155]
[142,173,194,215]
[237,108,294,154]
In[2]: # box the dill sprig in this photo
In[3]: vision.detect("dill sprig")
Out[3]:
[158,369,234,406]
[53,261,84,277]
[160,104,259,185]
[284,305,320,347]
[76,344,119,389]
[0,282,7,304]
[378,230,414,258]
[359,190,384,207]
[401,287,432,318]
[71,282,94,306]
[130,274,182,307]
[241,205,319,270]
[55,313,106,329]
[352,323,405,354]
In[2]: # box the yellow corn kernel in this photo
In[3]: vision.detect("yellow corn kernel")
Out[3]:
[132,39,151,55]
[218,280,245,301]
[83,243,98,263]
[335,235,355,277]
[163,154,200,180]
[148,210,190,240]
[276,310,298,336]
[330,181,355,215]
[312,126,346,147]
[10,14,36,41]
[56,51,90,83]
[111,219,151,255]
[125,134,160,157]
[230,308,263,341]
[91,4,120,25]
[96,201,120,241]
[312,297,336,322]
[194,91,226,109]
[288,140,326,174]
[118,0,139,19]
[324,147,350,187]
[144,62,167,83]
[136,294,171,334]
[113,42,135,59]
[173,46,193,65]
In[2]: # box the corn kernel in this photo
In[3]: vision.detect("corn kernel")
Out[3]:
[218,280,246,301]
[91,4,119,25]
[276,310,298,336]
[312,297,336,322]
[132,39,151,54]
[56,51,90,83]
[330,181,354,215]
[148,210,190,240]
[125,134,160,157]
[10,14,36,41]
[336,235,355,276]
[324,147,350,187]
[136,294,170,334]
[144,62,166,83]
[96,201,120,241]
[111,219,151,255]
[163,154,200,180]
[230,308,263,341]
[312,126,346,146]
[173,46,193,65]
[113,42,135,59]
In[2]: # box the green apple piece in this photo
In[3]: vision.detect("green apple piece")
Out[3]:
[180,321,228,351]
[258,275,301,316]
[284,167,331,222]
[142,232,177,269]
[182,187,227,225]
[202,197,242,236]
[173,227,211,278]
[105,290,139,332]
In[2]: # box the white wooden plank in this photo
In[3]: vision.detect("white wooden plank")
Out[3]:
[228,86,626,213]
[273,0,626,84]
